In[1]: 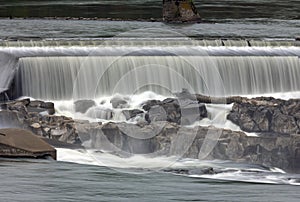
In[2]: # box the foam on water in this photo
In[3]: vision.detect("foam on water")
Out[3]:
[56,148,300,186]
[52,90,300,135]
[54,91,168,123]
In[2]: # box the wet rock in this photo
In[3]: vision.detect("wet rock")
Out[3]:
[110,97,128,109]
[30,123,41,129]
[163,168,190,175]
[201,167,215,175]
[122,109,144,120]
[163,0,201,22]
[26,100,55,115]
[41,102,55,115]
[8,99,30,107]
[0,128,57,160]
[75,120,300,171]
[252,107,272,131]
[142,100,162,111]
[228,103,259,132]
[145,105,168,123]
[51,128,68,137]
[0,99,80,145]
[74,99,96,113]
[86,107,113,119]
[271,113,298,134]
[228,97,300,134]
[143,98,207,125]
[81,122,166,154]
[29,100,44,108]
[0,110,27,128]
[2,96,300,171]
[179,98,207,125]
[7,101,28,117]
[106,122,151,154]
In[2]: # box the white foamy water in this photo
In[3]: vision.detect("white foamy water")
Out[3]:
[54,91,168,123]
[52,90,300,136]
[56,148,300,186]
[48,90,300,141]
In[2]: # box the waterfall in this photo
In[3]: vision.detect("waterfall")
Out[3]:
[15,55,300,100]
[1,39,298,47]
[0,52,18,94]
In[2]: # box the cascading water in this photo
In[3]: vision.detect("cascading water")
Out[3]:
[15,55,300,100]
[2,41,300,178]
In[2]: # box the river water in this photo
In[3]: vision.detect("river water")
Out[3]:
[1,153,300,202]
[0,0,299,39]
[1,0,300,201]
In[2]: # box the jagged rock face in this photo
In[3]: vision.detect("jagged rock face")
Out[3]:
[228,98,300,134]
[0,128,57,160]
[142,98,207,125]
[122,109,144,120]
[163,0,201,22]
[77,121,300,171]
[76,122,163,154]
[0,99,80,144]
[2,96,300,171]
[74,99,96,113]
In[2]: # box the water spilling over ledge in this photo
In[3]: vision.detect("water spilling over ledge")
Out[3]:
[14,56,300,100]
[0,39,299,99]
[1,38,300,175]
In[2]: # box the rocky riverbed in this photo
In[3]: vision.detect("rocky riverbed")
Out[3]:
[1,92,300,172]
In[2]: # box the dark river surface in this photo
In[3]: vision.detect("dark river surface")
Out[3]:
[0,0,299,39]
[0,0,299,20]
[1,155,300,202]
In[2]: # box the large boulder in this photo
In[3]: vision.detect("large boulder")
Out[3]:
[0,128,56,160]
[74,99,96,113]
[163,0,201,22]
[228,97,300,134]
[1,99,80,145]
[143,98,207,125]
[110,96,129,109]
[0,110,27,129]
[75,121,300,171]
[122,109,144,120]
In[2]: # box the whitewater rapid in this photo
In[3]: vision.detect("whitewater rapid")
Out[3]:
[56,148,300,186]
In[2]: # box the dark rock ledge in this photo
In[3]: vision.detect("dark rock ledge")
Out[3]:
[0,128,56,160]
[0,93,300,171]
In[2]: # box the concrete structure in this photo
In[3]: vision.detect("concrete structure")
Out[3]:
[163,0,201,22]
[0,128,56,160]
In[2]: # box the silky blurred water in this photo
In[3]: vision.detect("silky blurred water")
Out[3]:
[1,158,300,202]
[1,1,300,201]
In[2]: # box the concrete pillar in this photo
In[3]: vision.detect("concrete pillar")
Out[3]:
[163,0,201,22]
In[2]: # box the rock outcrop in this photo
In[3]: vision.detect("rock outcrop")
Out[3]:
[163,0,201,22]
[0,99,81,144]
[0,128,56,160]
[227,97,300,134]
[74,99,96,113]
[2,93,300,171]
[76,121,300,171]
[142,97,207,125]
